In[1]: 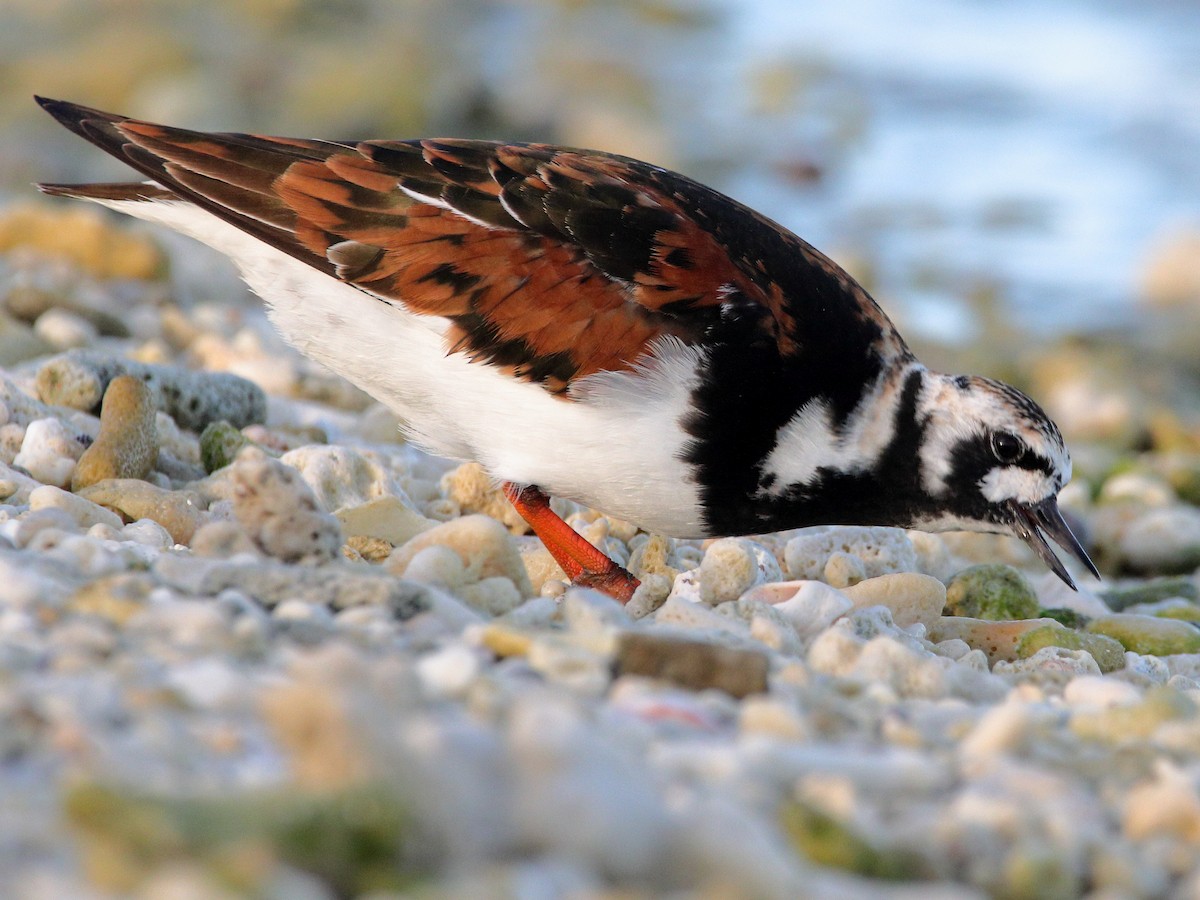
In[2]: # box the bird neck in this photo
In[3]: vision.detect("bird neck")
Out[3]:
[694,361,938,536]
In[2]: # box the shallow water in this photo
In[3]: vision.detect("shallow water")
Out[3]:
[721,0,1200,339]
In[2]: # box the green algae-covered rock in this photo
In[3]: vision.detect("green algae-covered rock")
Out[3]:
[1153,602,1200,622]
[928,616,1064,665]
[200,420,252,473]
[65,780,424,896]
[1001,848,1084,900]
[944,564,1040,620]
[1071,686,1197,743]
[1123,598,1200,622]
[780,800,930,881]
[1016,625,1126,673]
[1086,613,1200,656]
[1038,607,1091,629]
[1101,576,1198,611]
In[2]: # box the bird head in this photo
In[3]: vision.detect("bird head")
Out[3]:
[914,373,1099,589]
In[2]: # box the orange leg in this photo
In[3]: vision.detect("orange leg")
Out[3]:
[503,482,640,604]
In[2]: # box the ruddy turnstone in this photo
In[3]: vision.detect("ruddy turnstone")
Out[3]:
[36,97,1099,602]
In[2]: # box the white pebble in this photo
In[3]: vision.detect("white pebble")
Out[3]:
[624,573,671,620]
[273,599,333,624]
[128,599,230,651]
[561,587,632,632]
[459,576,525,616]
[165,658,243,709]
[500,596,561,629]
[416,642,481,697]
[506,696,672,880]
[1063,675,1143,709]
[739,695,809,740]
[1123,652,1171,684]
[1120,507,1200,572]
[528,637,612,695]
[653,594,749,637]
[959,697,1043,759]
[933,638,973,660]
[1099,472,1175,506]
[698,538,780,605]
[34,308,99,349]
[784,525,917,580]
[749,609,804,655]
[0,423,26,465]
[1123,760,1200,843]
[86,522,122,541]
[119,518,174,549]
[403,544,468,587]
[666,567,702,604]
[806,621,865,675]
[852,634,948,698]
[11,508,78,548]
[1030,572,1111,617]
[750,580,853,641]
[993,646,1101,678]
[29,484,123,530]
[13,418,83,488]
[280,443,407,511]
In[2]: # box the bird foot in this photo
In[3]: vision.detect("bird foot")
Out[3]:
[503,481,641,604]
[572,565,640,604]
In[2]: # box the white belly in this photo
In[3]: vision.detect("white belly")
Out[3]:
[95,197,707,535]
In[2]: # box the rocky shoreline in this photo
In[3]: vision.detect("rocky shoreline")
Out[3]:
[2,203,1200,898]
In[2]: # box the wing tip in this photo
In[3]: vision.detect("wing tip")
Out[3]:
[35,95,132,149]
[37,95,101,129]
[35,181,77,198]
[36,181,177,202]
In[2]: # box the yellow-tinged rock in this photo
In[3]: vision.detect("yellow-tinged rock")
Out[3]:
[1072,687,1196,743]
[388,514,534,596]
[0,202,167,281]
[1016,625,1126,673]
[440,462,527,531]
[77,479,204,544]
[1123,762,1200,842]
[260,681,368,790]
[1087,613,1200,656]
[479,623,534,658]
[518,543,567,595]
[72,375,158,491]
[628,533,679,581]
[841,572,947,629]
[68,574,155,625]
[334,495,436,545]
[343,535,394,563]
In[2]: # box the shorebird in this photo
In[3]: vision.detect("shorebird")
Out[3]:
[36,97,1098,602]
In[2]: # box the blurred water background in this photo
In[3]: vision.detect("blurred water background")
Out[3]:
[2,0,1197,350]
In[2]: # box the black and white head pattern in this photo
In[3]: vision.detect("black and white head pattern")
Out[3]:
[913,372,1071,532]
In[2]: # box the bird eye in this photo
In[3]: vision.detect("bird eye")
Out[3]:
[991,431,1025,464]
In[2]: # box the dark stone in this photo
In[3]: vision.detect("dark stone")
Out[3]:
[615,632,768,698]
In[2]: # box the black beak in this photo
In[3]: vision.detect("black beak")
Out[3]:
[1008,496,1100,590]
